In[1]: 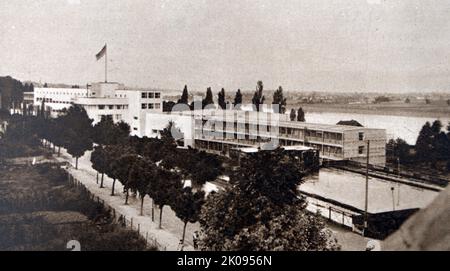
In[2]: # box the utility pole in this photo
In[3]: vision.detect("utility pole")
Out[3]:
[105,43,108,83]
[363,140,370,236]
[391,187,395,211]
[397,157,400,206]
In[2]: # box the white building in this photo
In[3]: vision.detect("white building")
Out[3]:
[116,88,162,137]
[145,109,387,165]
[31,82,163,137]
[34,87,89,116]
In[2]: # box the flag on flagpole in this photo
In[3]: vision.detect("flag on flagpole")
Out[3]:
[96,44,107,60]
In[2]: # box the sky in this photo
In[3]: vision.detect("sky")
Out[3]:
[1,0,450,93]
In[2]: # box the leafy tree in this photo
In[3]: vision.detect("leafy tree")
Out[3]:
[447,122,450,137]
[431,120,442,134]
[435,132,450,161]
[415,121,433,162]
[152,168,183,228]
[90,146,109,188]
[50,117,66,156]
[59,105,94,169]
[179,148,223,188]
[128,157,156,215]
[272,86,287,114]
[178,85,189,104]
[112,153,138,205]
[157,121,182,170]
[117,121,131,138]
[289,108,296,121]
[163,100,176,112]
[65,130,93,169]
[251,81,265,112]
[104,145,128,196]
[297,107,305,122]
[140,137,166,163]
[199,148,338,251]
[386,138,412,163]
[218,88,226,109]
[93,118,129,146]
[172,187,205,244]
[233,89,243,108]
[202,87,214,109]
[191,151,223,188]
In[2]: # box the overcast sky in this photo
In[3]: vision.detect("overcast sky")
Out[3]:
[1,0,450,93]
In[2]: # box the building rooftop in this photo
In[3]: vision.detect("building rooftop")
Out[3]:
[232,145,314,154]
[164,109,385,133]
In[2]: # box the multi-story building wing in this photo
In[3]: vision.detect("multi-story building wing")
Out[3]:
[116,89,162,137]
[30,82,163,136]
[34,87,89,115]
[153,109,387,166]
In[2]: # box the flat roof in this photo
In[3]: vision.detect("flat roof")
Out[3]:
[73,97,128,105]
[283,145,314,151]
[232,145,313,153]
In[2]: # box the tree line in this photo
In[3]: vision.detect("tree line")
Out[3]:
[163,81,306,122]
[2,106,338,250]
[387,120,450,171]
[0,76,34,114]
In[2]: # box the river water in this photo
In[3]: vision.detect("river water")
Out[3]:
[301,168,439,214]
[305,112,450,145]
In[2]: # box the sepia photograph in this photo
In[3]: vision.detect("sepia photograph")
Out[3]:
[0,0,449,260]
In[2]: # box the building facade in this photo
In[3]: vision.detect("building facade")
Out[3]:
[31,82,163,137]
[146,109,387,166]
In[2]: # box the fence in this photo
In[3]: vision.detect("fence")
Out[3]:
[66,171,167,251]
[330,160,449,188]
[304,196,358,228]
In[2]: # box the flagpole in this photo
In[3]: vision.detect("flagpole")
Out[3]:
[105,44,107,83]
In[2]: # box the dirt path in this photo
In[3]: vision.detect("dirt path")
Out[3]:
[53,149,197,251]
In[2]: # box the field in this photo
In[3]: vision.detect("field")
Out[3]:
[289,100,450,119]
[0,162,152,251]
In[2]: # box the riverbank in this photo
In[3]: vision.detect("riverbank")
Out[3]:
[292,102,450,119]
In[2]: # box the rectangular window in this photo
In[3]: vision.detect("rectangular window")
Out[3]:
[155,92,161,99]
[148,103,154,109]
[133,127,138,131]
[108,105,114,110]
[116,105,121,109]
[148,92,155,98]
[141,103,147,109]
[359,132,364,141]
[141,92,147,98]
[155,103,161,109]
[98,105,105,110]
[358,146,364,155]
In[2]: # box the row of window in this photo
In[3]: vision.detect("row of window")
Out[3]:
[141,92,161,99]
[37,91,87,96]
[36,97,71,104]
[99,114,122,121]
[141,103,161,109]
[98,105,128,110]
